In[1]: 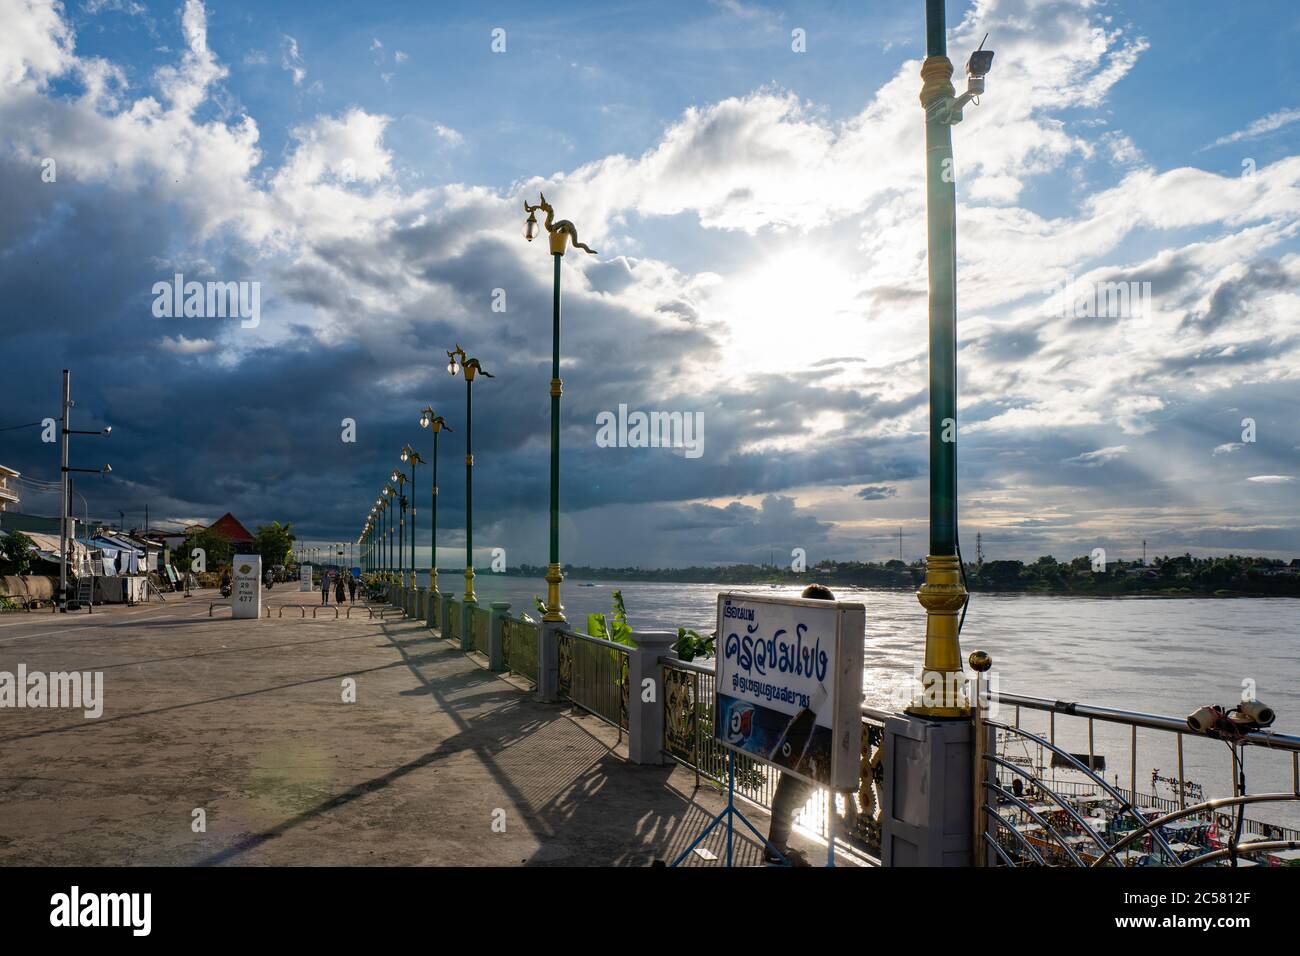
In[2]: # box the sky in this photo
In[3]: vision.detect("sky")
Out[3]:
[0,0,1297,568]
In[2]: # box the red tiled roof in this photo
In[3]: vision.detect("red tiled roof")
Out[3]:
[207,512,255,543]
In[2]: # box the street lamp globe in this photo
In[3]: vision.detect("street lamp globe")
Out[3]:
[400,447,409,462]
[524,210,539,241]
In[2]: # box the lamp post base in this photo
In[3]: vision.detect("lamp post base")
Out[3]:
[464,568,476,606]
[543,562,565,623]
[906,553,970,719]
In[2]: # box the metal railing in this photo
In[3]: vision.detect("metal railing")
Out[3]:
[470,606,490,655]
[501,617,540,685]
[976,685,1300,867]
[446,599,462,643]
[429,592,442,624]
[660,655,886,860]
[557,629,629,735]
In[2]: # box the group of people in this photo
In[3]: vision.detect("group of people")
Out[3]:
[319,569,358,605]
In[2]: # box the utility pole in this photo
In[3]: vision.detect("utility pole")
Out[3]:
[899,526,904,563]
[1142,539,1147,565]
[58,370,70,613]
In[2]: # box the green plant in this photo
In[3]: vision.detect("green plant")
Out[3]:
[673,627,715,661]
[586,589,634,647]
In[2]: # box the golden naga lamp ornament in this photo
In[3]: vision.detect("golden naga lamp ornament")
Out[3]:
[524,193,597,257]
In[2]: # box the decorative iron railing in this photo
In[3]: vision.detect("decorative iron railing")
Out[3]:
[501,617,540,685]
[446,599,462,643]
[470,606,490,655]
[975,683,1300,867]
[557,629,629,735]
[660,655,886,861]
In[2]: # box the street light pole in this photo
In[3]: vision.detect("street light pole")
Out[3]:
[524,194,597,624]
[909,0,993,718]
[447,346,493,607]
[420,409,450,597]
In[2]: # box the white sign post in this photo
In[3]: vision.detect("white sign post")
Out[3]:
[713,591,864,791]
[232,554,262,620]
[299,564,312,592]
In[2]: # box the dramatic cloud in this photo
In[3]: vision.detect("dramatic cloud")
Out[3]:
[0,0,1296,566]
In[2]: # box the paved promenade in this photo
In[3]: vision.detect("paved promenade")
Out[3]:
[0,589,827,866]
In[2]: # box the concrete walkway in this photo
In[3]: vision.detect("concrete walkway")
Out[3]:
[0,590,829,866]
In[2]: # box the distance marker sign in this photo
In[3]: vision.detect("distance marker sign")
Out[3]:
[713,591,864,790]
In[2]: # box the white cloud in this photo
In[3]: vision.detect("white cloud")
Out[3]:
[159,334,216,354]
[1246,475,1295,484]
[1064,445,1129,467]
[280,34,305,86]
[1206,106,1300,149]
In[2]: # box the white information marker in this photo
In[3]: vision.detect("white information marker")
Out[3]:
[232,554,262,619]
[300,564,312,592]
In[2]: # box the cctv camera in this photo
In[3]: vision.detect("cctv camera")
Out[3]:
[1233,699,1275,730]
[1187,705,1222,735]
[965,34,994,97]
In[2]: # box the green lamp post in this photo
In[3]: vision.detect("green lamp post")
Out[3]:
[418,408,452,595]
[401,444,425,589]
[909,0,994,717]
[390,469,407,591]
[523,193,597,623]
[446,344,494,606]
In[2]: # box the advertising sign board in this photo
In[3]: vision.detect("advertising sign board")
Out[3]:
[713,591,864,791]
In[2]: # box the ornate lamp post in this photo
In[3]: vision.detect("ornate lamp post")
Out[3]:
[446,344,493,607]
[382,485,396,584]
[418,408,452,596]
[523,193,596,622]
[401,445,424,589]
[390,469,408,592]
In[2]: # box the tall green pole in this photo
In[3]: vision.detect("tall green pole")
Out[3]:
[464,375,476,605]
[409,461,417,589]
[544,251,565,622]
[431,429,439,594]
[911,0,969,717]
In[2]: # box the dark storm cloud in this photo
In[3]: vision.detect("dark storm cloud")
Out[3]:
[856,485,897,500]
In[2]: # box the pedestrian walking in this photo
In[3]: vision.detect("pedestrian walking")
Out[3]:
[334,572,346,605]
[320,570,330,605]
[347,574,358,604]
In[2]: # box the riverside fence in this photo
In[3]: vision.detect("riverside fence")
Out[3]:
[375,581,1300,867]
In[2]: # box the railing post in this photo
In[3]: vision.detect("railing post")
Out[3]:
[488,601,510,671]
[416,586,426,622]
[627,630,677,765]
[537,620,563,703]
[881,711,973,866]
[427,590,440,631]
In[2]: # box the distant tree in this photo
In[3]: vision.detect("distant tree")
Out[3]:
[180,526,234,571]
[0,530,36,576]
[253,521,295,567]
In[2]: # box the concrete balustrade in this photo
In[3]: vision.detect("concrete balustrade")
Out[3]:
[626,630,677,765]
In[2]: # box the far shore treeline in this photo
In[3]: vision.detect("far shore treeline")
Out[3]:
[498,554,1300,598]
